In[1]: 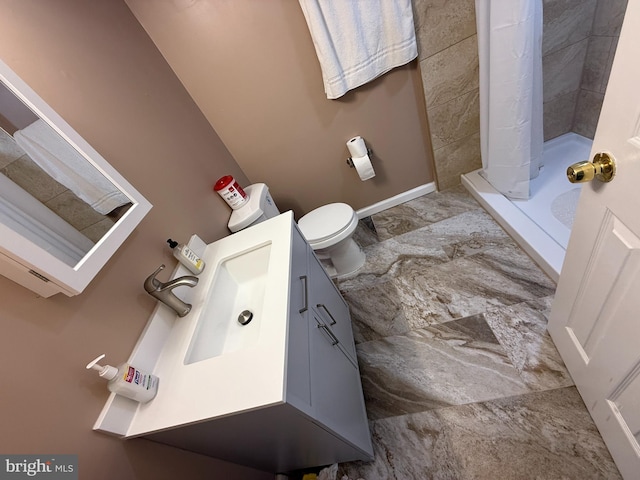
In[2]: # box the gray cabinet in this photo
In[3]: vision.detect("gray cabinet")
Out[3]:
[298,228,372,456]
[146,220,373,473]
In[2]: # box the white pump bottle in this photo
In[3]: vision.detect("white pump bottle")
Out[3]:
[86,354,159,403]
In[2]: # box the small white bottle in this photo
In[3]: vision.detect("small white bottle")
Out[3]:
[167,239,205,275]
[86,354,159,403]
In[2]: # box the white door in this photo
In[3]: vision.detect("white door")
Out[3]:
[547,1,640,478]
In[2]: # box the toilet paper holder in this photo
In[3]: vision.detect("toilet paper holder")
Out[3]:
[346,148,372,168]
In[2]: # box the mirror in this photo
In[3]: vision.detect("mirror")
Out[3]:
[0,81,132,267]
[0,59,151,297]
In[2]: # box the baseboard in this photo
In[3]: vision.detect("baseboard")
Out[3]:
[356,182,436,219]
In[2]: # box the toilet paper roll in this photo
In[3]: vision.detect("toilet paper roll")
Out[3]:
[347,136,368,158]
[352,154,376,181]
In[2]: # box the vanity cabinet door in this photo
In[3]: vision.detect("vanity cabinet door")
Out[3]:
[290,223,372,457]
[285,225,311,409]
[308,253,357,364]
[309,305,371,451]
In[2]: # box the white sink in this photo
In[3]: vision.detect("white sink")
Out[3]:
[111,211,295,438]
[184,242,272,364]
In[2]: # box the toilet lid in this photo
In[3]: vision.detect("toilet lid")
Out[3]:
[298,203,355,243]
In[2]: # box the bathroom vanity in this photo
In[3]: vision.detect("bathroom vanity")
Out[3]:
[93,212,373,473]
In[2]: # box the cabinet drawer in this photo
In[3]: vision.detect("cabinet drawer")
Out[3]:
[308,253,357,363]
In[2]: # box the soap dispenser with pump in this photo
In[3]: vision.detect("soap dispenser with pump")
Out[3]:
[86,354,159,403]
[167,238,205,275]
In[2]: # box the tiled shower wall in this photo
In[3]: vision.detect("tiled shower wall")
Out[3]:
[572,0,628,139]
[413,0,627,190]
[413,0,480,191]
[543,0,627,140]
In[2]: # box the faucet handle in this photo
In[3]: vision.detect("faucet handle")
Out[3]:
[144,264,166,292]
[151,264,166,276]
[143,263,198,317]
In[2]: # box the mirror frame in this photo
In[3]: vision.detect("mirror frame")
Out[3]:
[0,58,151,296]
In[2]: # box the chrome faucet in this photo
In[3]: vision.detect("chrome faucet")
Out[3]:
[144,264,199,317]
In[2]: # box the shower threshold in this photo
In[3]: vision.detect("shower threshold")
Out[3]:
[461,133,592,283]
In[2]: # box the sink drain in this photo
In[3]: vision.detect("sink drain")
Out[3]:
[238,310,253,325]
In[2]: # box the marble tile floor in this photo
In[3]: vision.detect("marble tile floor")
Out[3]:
[333,186,621,480]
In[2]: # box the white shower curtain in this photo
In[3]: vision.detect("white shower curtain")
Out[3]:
[475,0,543,199]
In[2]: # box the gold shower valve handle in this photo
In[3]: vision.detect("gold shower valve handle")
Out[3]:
[567,152,616,183]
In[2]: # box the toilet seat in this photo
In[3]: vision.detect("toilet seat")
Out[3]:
[298,203,358,250]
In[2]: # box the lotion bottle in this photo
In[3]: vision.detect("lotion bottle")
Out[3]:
[167,238,205,275]
[86,354,159,403]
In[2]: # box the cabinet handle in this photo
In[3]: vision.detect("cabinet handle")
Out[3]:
[299,275,308,313]
[317,303,336,325]
[318,323,339,346]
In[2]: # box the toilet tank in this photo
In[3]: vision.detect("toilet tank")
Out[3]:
[227,183,280,232]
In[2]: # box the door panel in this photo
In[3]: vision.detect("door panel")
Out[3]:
[566,212,640,357]
[547,0,640,477]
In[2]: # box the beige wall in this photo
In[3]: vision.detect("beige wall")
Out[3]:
[125,0,435,217]
[0,1,270,479]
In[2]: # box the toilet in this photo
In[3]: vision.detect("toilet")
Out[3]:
[297,203,365,278]
[227,183,280,232]
[227,184,365,278]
